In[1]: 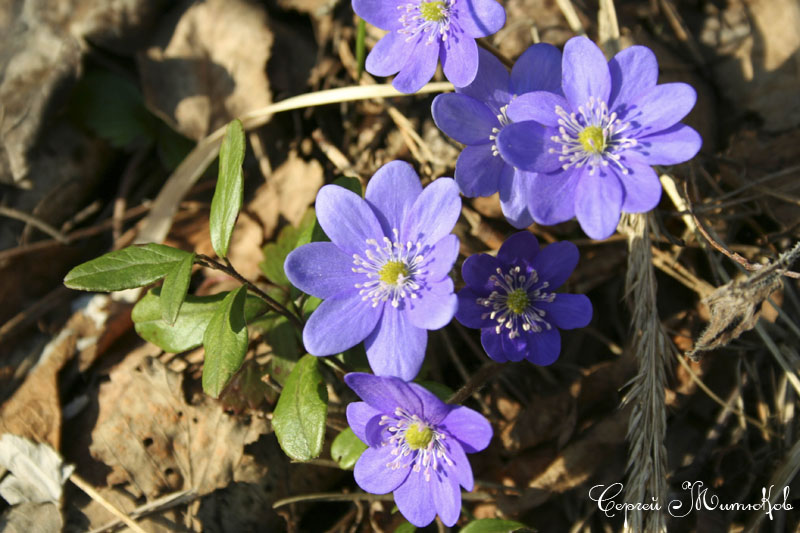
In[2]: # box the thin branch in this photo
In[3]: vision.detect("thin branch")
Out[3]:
[0,206,70,244]
[70,473,148,533]
[447,362,503,405]
[195,254,303,331]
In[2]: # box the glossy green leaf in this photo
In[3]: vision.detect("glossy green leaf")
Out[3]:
[202,286,249,398]
[209,119,245,258]
[266,316,301,386]
[260,209,317,287]
[132,289,268,353]
[273,354,328,461]
[330,428,367,470]
[459,519,531,533]
[64,244,191,292]
[160,252,195,325]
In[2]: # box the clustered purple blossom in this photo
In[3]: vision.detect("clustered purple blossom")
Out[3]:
[285,22,702,527]
[285,160,461,381]
[456,232,592,364]
[345,373,491,527]
[353,0,506,93]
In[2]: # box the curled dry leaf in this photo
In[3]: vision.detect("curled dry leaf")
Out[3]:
[138,0,273,141]
[89,356,269,498]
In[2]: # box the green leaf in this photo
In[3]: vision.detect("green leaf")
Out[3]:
[330,428,367,470]
[64,244,191,292]
[202,286,249,398]
[210,119,245,258]
[132,289,269,353]
[459,519,531,533]
[394,522,416,533]
[69,69,156,149]
[273,354,328,461]
[266,316,301,386]
[260,208,318,287]
[160,252,195,325]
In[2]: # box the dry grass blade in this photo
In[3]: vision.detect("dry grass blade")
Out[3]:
[554,0,586,36]
[619,213,669,533]
[135,82,453,247]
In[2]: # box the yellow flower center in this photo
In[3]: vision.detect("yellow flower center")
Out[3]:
[419,1,446,21]
[405,422,434,449]
[578,125,606,154]
[379,260,409,285]
[506,288,530,315]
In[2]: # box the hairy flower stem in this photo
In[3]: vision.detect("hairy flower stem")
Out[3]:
[195,254,304,331]
[619,213,669,533]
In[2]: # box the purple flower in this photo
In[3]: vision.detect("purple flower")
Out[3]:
[432,44,562,228]
[345,372,492,527]
[284,161,460,380]
[456,232,591,364]
[497,36,703,239]
[353,0,506,93]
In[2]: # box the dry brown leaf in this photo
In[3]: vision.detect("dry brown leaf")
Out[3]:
[138,0,273,141]
[89,356,269,499]
[0,295,124,449]
[497,386,578,452]
[248,150,324,239]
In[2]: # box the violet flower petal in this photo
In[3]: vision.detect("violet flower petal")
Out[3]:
[525,327,561,365]
[352,0,405,30]
[457,0,506,37]
[365,31,414,76]
[455,288,493,328]
[496,121,560,172]
[431,93,500,145]
[626,83,697,135]
[461,253,501,292]
[529,241,580,290]
[423,234,460,281]
[403,177,461,247]
[608,45,658,111]
[394,471,437,527]
[441,36,479,88]
[507,91,567,127]
[407,277,458,330]
[527,169,580,225]
[562,36,611,109]
[344,373,424,414]
[511,42,563,94]
[364,306,427,381]
[633,124,702,165]
[445,439,474,490]
[284,242,360,299]
[407,382,451,424]
[346,402,383,446]
[617,156,662,213]
[392,38,440,94]
[574,169,624,240]
[496,230,539,266]
[500,333,528,362]
[457,47,511,115]
[480,328,508,362]
[365,160,422,235]
[441,406,493,453]
[455,144,505,197]
[316,184,383,256]
[539,293,593,330]
[431,468,461,527]
[498,167,534,229]
[303,290,381,355]
[354,445,410,493]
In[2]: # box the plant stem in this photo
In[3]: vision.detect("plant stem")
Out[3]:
[447,362,503,405]
[195,254,304,330]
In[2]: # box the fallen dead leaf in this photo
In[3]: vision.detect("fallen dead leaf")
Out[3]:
[89,356,269,499]
[248,150,324,240]
[138,0,273,141]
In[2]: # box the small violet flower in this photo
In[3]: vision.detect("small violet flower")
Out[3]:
[353,0,506,93]
[345,372,492,527]
[432,44,562,228]
[284,161,461,381]
[497,36,703,239]
[456,232,592,364]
